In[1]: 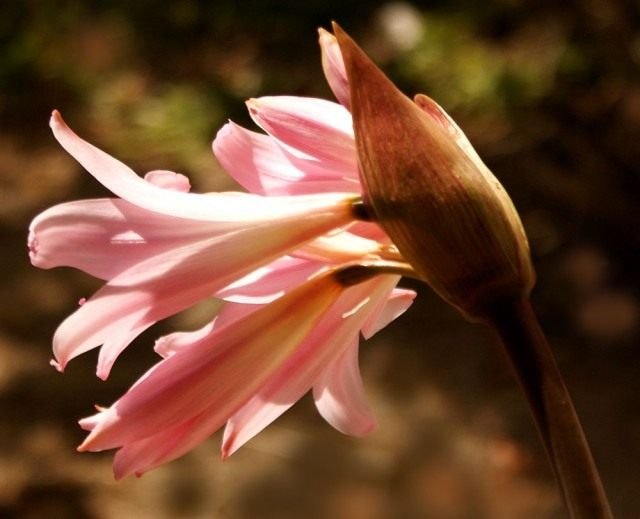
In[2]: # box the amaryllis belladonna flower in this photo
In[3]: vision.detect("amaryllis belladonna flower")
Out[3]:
[29,29,418,478]
[29,25,613,516]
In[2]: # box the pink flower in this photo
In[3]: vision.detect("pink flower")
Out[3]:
[29,28,418,477]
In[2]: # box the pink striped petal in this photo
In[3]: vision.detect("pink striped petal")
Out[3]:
[29,198,219,280]
[318,28,350,108]
[53,197,356,379]
[213,122,305,194]
[213,121,359,195]
[153,323,216,360]
[245,97,358,173]
[154,303,258,358]
[216,256,322,304]
[143,170,191,192]
[361,287,417,340]
[112,409,222,479]
[78,272,344,452]
[221,275,398,457]
[313,338,376,436]
[50,111,356,222]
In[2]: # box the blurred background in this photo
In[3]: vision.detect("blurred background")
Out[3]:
[1,1,639,517]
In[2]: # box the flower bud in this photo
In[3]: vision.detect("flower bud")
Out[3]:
[333,24,534,319]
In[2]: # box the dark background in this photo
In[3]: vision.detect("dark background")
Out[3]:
[1,1,639,517]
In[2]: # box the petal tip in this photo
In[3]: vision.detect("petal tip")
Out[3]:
[220,433,236,460]
[27,230,39,265]
[96,367,109,381]
[245,99,260,118]
[212,120,238,151]
[77,429,102,452]
[49,358,65,373]
[358,420,378,437]
[214,121,231,139]
[49,109,64,129]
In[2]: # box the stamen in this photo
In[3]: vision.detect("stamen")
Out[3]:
[334,260,420,286]
[378,244,404,262]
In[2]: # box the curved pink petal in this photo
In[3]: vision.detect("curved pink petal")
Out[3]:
[78,273,344,452]
[213,121,359,196]
[319,28,350,109]
[221,395,296,460]
[54,238,222,379]
[29,198,219,280]
[50,111,357,222]
[153,302,258,358]
[112,408,222,479]
[78,396,231,478]
[216,256,323,304]
[279,139,359,191]
[153,323,216,360]
[143,170,191,192]
[113,417,207,479]
[213,122,304,194]
[312,338,376,436]
[245,97,358,174]
[361,287,417,340]
[221,275,398,458]
[53,199,356,379]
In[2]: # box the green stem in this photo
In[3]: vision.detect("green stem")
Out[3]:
[479,296,612,519]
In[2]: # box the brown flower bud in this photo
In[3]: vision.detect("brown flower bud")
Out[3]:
[333,24,535,319]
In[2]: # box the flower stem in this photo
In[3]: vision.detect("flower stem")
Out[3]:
[479,296,612,519]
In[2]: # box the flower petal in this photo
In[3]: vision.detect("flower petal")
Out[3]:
[313,338,376,436]
[154,303,257,358]
[143,170,191,192]
[29,198,219,280]
[50,110,357,221]
[78,272,344,452]
[221,275,397,457]
[361,287,417,340]
[213,122,304,195]
[112,409,222,479]
[319,28,350,108]
[216,256,322,304]
[213,121,359,196]
[245,97,357,174]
